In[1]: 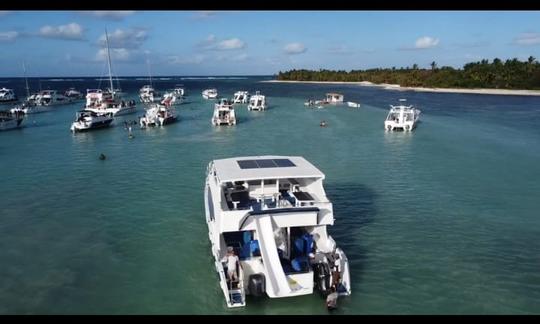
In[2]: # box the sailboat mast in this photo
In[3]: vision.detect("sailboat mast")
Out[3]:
[22,61,30,97]
[147,57,153,88]
[104,29,114,98]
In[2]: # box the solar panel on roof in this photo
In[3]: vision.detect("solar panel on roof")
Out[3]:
[256,159,278,168]
[237,158,297,169]
[237,160,259,169]
[274,159,296,167]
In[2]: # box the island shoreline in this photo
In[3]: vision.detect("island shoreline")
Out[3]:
[261,80,540,96]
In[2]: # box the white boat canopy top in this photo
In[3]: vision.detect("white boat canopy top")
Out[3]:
[211,156,325,184]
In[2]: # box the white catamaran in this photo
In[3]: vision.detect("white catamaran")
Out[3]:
[384,99,421,131]
[204,156,351,308]
[84,29,136,117]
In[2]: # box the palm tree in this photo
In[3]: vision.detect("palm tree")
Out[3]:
[430,61,437,71]
[528,56,536,64]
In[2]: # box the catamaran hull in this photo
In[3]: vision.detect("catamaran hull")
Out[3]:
[85,106,137,117]
[212,119,236,126]
[70,119,113,132]
[0,99,18,104]
[0,118,23,131]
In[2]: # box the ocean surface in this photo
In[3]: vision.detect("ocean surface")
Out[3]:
[1,76,539,314]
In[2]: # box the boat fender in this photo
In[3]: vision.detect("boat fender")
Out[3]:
[248,273,266,297]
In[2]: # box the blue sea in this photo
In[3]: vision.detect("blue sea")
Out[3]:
[1,76,539,314]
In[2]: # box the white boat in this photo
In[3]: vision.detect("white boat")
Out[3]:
[0,88,18,104]
[0,110,24,131]
[139,85,161,104]
[384,99,421,131]
[84,29,137,117]
[161,87,185,106]
[325,93,344,104]
[347,102,361,108]
[247,91,266,111]
[9,63,44,114]
[233,91,249,104]
[139,103,178,128]
[204,156,352,308]
[212,98,236,126]
[304,100,315,107]
[34,90,72,106]
[10,101,46,114]
[84,89,137,116]
[203,88,218,100]
[70,110,114,133]
[64,88,84,100]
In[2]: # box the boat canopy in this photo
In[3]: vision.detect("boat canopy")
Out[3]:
[212,155,325,183]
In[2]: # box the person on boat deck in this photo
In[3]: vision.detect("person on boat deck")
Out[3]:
[222,246,241,283]
[332,254,341,288]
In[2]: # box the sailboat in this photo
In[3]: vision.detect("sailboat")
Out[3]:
[10,62,47,114]
[84,29,136,117]
[139,58,161,104]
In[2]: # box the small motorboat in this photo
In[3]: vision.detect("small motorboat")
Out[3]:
[70,110,114,133]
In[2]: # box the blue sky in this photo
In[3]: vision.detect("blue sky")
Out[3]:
[1,10,540,77]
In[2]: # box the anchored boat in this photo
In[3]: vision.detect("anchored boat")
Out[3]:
[203,88,219,100]
[139,103,178,128]
[247,91,266,111]
[70,110,114,133]
[233,91,250,104]
[211,98,236,126]
[384,99,421,131]
[204,156,351,308]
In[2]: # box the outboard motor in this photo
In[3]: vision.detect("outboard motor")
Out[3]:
[248,273,266,297]
[313,261,332,296]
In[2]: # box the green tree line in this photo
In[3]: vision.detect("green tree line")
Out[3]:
[276,57,540,89]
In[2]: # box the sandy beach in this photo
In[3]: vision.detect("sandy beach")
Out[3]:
[262,80,540,96]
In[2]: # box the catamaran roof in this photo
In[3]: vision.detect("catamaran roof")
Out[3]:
[212,155,325,183]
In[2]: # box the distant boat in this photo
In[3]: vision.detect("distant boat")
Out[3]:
[347,102,360,108]
[64,88,84,100]
[0,87,18,104]
[139,103,178,128]
[325,93,344,103]
[212,98,236,126]
[203,88,218,100]
[0,110,24,131]
[34,90,72,106]
[248,91,266,111]
[384,99,421,131]
[233,91,250,104]
[161,86,185,106]
[84,29,137,117]
[139,85,161,104]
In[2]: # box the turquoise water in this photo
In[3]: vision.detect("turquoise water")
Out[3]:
[1,77,540,314]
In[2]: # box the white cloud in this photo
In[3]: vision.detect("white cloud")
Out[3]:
[98,28,148,49]
[415,36,439,49]
[82,11,135,20]
[0,31,18,42]
[39,23,84,40]
[513,33,540,46]
[216,38,245,50]
[168,55,205,65]
[95,48,131,62]
[197,35,246,51]
[284,43,307,55]
[0,11,12,16]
